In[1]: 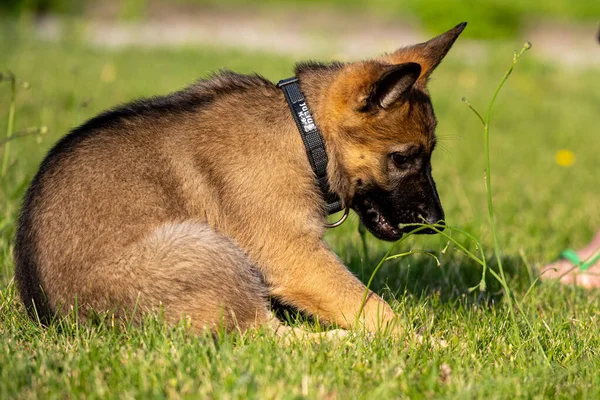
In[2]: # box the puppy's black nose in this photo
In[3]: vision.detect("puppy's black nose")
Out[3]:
[428,217,445,232]
[425,212,445,227]
[419,206,445,234]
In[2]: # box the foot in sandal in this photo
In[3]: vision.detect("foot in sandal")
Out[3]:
[540,231,600,289]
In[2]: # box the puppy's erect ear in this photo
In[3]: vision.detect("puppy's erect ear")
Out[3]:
[383,22,467,82]
[366,62,421,110]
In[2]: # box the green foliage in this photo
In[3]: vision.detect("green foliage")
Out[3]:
[118,0,148,21]
[409,0,522,38]
[0,0,82,15]
[404,0,599,38]
[1,24,599,398]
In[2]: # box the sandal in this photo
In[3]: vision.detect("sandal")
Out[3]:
[559,248,600,272]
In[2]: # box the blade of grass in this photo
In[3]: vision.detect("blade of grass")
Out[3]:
[1,71,17,177]
[463,41,549,364]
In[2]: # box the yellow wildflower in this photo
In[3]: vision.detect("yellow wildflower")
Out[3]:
[556,149,575,167]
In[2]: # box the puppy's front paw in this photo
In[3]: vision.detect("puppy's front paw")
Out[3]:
[275,325,350,344]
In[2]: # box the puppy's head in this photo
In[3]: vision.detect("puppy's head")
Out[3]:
[301,23,466,241]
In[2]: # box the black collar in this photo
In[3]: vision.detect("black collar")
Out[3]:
[277,77,343,215]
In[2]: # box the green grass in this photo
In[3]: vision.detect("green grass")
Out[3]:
[1,24,600,398]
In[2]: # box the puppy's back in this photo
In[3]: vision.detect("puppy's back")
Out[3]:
[14,71,278,322]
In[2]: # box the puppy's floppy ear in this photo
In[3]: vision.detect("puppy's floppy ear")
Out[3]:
[384,22,467,82]
[365,62,421,110]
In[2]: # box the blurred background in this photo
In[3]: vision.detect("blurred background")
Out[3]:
[0,0,599,293]
[1,0,599,60]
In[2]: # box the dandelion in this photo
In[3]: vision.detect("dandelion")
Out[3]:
[556,149,575,167]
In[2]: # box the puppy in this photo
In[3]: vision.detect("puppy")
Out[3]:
[14,23,466,336]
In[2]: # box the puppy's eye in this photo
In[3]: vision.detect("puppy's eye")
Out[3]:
[391,152,410,168]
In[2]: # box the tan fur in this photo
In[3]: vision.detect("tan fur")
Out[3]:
[14,24,466,337]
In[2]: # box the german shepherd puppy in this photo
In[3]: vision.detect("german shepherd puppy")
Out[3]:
[14,23,466,337]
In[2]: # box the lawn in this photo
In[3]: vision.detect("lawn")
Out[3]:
[1,21,600,398]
